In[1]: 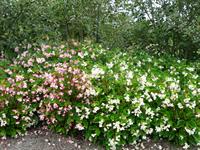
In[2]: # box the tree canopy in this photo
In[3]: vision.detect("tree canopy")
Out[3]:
[0,0,200,59]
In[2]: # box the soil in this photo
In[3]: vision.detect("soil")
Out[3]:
[0,127,199,150]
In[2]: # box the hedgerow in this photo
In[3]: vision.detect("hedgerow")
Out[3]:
[0,44,199,149]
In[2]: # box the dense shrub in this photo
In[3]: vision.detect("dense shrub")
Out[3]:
[0,44,200,149]
[75,45,200,149]
[0,44,96,136]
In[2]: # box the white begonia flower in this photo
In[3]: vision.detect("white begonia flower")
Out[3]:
[120,62,128,71]
[177,103,183,109]
[139,74,147,85]
[170,93,179,100]
[146,128,153,134]
[183,143,190,149]
[91,53,96,59]
[124,95,130,102]
[188,84,195,90]
[108,138,117,150]
[106,62,114,68]
[84,51,88,56]
[17,98,22,102]
[145,108,155,118]
[169,82,180,91]
[127,119,133,127]
[186,101,196,109]
[196,113,200,118]
[147,58,152,62]
[0,118,7,127]
[184,98,190,104]
[185,127,196,135]
[126,71,133,79]
[113,121,121,132]
[75,107,82,113]
[127,79,132,85]
[137,61,142,67]
[27,68,33,73]
[187,67,195,72]
[91,67,105,79]
[114,74,119,80]
[99,119,104,127]
[109,99,120,105]
[36,58,45,64]
[166,77,173,82]
[155,126,162,132]
[2,114,6,118]
[192,90,197,95]
[75,123,84,130]
[93,107,99,113]
[91,133,96,137]
[106,104,114,112]
[133,107,142,116]
[81,62,87,67]
[140,122,147,130]
[13,115,19,119]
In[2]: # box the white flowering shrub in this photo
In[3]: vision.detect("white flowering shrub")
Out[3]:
[0,43,200,149]
[74,44,200,149]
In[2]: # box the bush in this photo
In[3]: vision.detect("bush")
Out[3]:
[0,44,200,149]
[0,44,96,136]
[74,45,200,149]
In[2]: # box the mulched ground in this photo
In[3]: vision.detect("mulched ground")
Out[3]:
[0,127,199,150]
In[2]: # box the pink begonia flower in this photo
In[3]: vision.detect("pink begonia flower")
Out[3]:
[27,58,34,66]
[78,52,84,58]
[59,92,64,96]
[67,90,72,95]
[53,103,58,109]
[77,93,83,99]
[41,44,50,51]
[55,67,66,74]
[57,111,61,115]
[70,50,76,55]
[64,53,72,58]
[39,115,45,121]
[22,82,27,88]
[7,78,15,84]
[51,117,56,123]
[16,75,24,82]
[14,47,19,52]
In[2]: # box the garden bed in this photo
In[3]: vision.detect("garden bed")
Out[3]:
[0,44,199,149]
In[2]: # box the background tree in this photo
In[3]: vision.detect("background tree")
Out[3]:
[0,0,200,60]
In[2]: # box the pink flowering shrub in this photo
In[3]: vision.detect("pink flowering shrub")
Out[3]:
[0,44,96,136]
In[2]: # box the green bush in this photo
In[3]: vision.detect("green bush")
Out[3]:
[0,44,199,149]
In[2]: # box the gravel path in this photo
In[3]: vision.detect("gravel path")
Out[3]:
[0,127,199,150]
